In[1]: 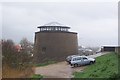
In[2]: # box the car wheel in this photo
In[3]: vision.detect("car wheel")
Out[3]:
[90,61,93,65]
[74,64,78,67]
[69,62,71,64]
[71,64,73,66]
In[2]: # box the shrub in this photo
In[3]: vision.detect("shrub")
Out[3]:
[31,74,43,78]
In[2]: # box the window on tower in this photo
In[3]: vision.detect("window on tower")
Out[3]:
[42,47,46,54]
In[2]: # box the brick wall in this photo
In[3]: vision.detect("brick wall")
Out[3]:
[34,31,78,63]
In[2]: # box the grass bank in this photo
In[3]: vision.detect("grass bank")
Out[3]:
[34,61,57,67]
[31,74,43,78]
[73,52,118,78]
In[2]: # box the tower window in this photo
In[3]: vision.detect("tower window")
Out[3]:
[42,47,46,54]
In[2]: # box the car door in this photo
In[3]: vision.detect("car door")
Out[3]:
[71,58,78,64]
[82,57,90,65]
[76,57,82,65]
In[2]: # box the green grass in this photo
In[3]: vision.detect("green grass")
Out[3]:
[73,52,118,78]
[35,61,57,67]
[31,74,43,78]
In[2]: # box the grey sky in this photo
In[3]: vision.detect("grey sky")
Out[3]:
[2,2,118,47]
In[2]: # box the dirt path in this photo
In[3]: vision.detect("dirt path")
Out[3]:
[34,52,109,78]
[34,61,85,78]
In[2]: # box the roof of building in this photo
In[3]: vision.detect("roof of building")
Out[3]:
[44,22,63,26]
[38,22,70,28]
[101,45,120,47]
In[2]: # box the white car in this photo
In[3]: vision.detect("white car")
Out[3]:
[70,56,95,67]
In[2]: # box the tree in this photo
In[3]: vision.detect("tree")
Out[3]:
[2,39,34,77]
[2,39,19,67]
[20,38,33,55]
[2,38,33,69]
[19,38,33,69]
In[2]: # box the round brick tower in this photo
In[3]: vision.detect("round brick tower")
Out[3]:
[34,22,78,63]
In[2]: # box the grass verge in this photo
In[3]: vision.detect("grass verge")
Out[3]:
[73,52,118,78]
[34,61,57,67]
[31,74,43,78]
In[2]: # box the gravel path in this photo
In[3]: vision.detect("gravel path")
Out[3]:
[88,52,109,58]
[34,61,85,78]
[34,52,109,78]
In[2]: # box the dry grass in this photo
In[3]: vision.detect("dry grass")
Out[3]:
[2,64,34,78]
[0,68,2,79]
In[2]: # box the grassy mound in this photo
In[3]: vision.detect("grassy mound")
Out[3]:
[73,52,118,78]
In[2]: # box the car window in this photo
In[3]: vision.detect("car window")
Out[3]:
[72,57,81,61]
[73,58,77,61]
[76,57,81,60]
[83,57,88,60]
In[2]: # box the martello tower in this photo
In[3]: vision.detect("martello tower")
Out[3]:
[34,22,78,63]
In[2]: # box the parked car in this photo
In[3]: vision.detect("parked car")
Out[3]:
[96,48,101,54]
[96,51,101,54]
[78,48,93,56]
[70,56,95,67]
[66,55,79,64]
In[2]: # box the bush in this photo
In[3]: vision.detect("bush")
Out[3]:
[2,39,33,70]
[31,74,43,78]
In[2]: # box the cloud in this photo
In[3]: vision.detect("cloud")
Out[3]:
[2,2,118,46]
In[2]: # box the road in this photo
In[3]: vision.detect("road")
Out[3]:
[34,52,109,78]
[88,52,109,58]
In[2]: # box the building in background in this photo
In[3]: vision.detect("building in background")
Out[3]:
[101,45,120,54]
[14,44,22,52]
[34,22,78,63]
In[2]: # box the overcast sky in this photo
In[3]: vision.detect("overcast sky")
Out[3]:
[1,2,118,47]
